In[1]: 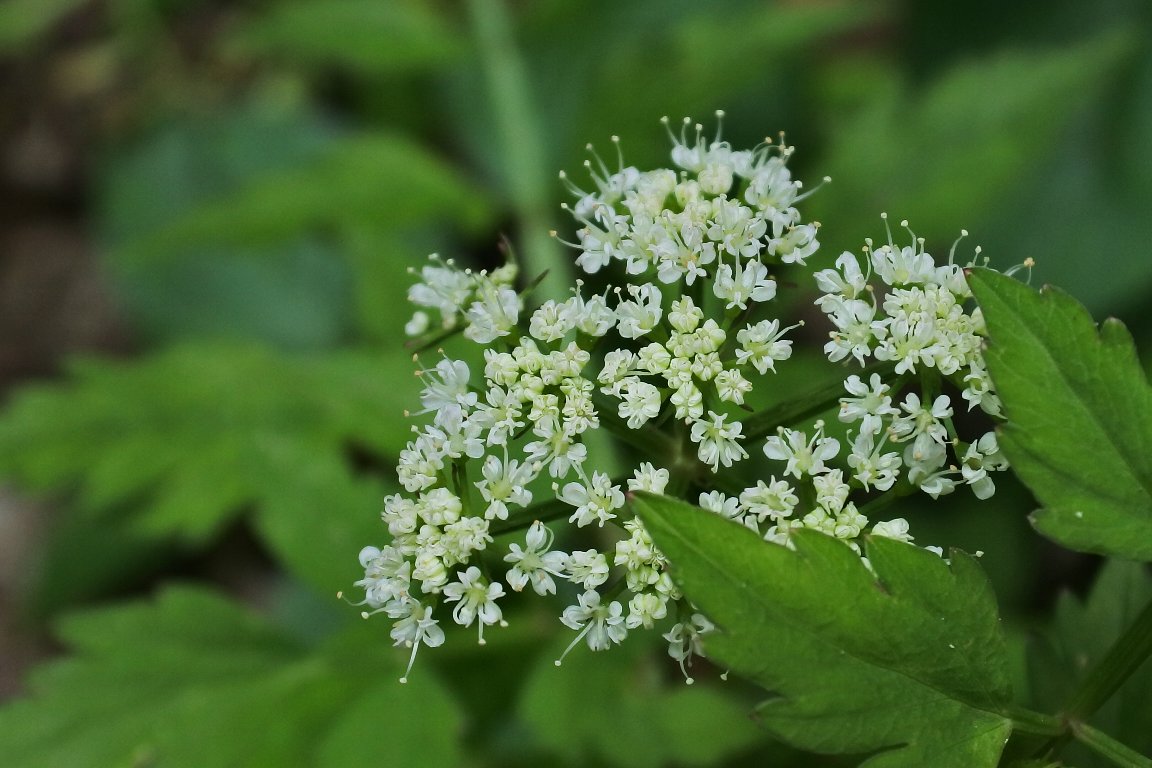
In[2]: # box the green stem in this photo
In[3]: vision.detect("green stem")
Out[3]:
[1065,594,1152,721]
[1071,721,1152,768]
[1005,706,1064,738]
[465,0,567,303]
[742,361,892,444]
[593,394,678,459]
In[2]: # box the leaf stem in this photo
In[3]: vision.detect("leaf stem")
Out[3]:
[1065,593,1152,721]
[1070,721,1152,768]
[1004,706,1064,737]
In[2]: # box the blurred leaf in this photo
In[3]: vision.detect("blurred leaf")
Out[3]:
[633,493,1014,768]
[0,343,419,593]
[969,269,1152,561]
[117,133,494,262]
[116,240,354,350]
[812,30,1134,246]
[1029,561,1152,767]
[981,38,1152,316]
[98,101,351,347]
[519,634,765,767]
[0,0,85,51]
[29,508,180,616]
[0,587,462,767]
[227,0,463,75]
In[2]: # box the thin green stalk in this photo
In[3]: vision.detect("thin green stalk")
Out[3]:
[742,361,892,444]
[1065,594,1152,721]
[1071,721,1152,768]
[1005,706,1064,738]
[465,0,566,303]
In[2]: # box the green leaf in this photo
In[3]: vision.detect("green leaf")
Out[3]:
[0,343,418,593]
[968,269,1152,561]
[632,493,1014,768]
[1030,561,1152,767]
[227,0,463,75]
[97,100,352,347]
[0,587,462,767]
[518,635,765,767]
[116,133,493,263]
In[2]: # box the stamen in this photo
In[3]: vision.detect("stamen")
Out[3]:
[554,621,594,666]
[399,638,421,684]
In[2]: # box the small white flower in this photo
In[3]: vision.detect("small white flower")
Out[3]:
[464,284,521,344]
[562,550,606,591]
[736,319,794,374]
[626,592,669,629]
[615,283,663,339]
[504,521,569,595]
[617,377,663,428]
[558,471,625,527]
[713,258,776,310]
[871,517,913,543]
[556,590,628,664]
[663,613,714,684]
[699,490,742,521]
[839,373,899,436]
[739,478,798,523]
[763,421,840,478]
[443,566,506,644]
[847,431,901,492]
[388,599,446,684]
[690,411,748,471]
[628,462,670,494]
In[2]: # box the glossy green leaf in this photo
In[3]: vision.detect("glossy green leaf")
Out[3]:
[518,634,765,767]
[228,0,463,74]
[0,587,461,768]
[633,493,1014,768]
[0,343,418,593]
[968,269,1152,561]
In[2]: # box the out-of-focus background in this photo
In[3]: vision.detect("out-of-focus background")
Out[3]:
[0,1,1149,766]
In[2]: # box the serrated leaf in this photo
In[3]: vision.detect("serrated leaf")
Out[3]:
[518,635,765,767]
[968,269,1152,561]
[0,587,461,768]
[0,343,418,593]
[633,493,1014,768]
[117,133,493,263]
[227,0,463,75]
[1029,561,1152,767]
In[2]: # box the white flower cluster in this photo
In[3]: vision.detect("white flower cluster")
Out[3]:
[811,222,1010,500]
[350,117,1009,685]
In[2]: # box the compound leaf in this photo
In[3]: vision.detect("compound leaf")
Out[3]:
[633,493,1014,768]
[0,587,461,768]
[0,343,418,594]
[968,268,1152,561]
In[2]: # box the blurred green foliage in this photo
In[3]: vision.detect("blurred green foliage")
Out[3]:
[0,0,1150,765]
